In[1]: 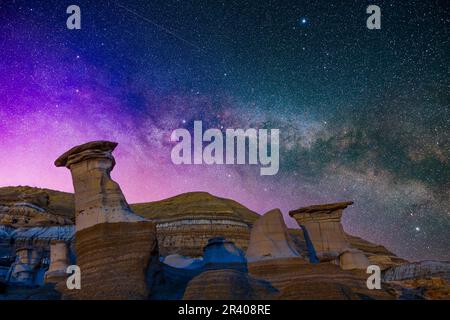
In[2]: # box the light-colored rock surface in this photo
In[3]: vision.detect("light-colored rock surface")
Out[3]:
[55,141,145,232]
[246,209,299,262]
[162,254,203,270]
[383,261,450,282]
[289,201,353,261]
[44,240,69,284]
[248,257,395,300]
[338,249,370,270]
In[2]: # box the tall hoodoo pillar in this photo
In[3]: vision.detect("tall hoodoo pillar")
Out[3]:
[54,141,146,231]
[289,201,353,261]
[55,141,157,299]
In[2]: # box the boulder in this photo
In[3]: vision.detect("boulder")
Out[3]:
[338,249,370,270]
[246,209,299,262]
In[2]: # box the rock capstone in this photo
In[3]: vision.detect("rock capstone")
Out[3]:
[289,201,353,261]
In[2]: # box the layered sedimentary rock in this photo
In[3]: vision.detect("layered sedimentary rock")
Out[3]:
[246,209,299,262]
[345,234,407,269]
[63,221,157,299]
[132,192,260,256]
[0,186,74,227]
[44,240,69,284]
[55,141,157,300]
[183,269,277,300]
[383,261,450,282]
[289,201,354,261]
[248,257,395,300]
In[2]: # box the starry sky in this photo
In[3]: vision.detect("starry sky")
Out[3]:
[0,0,448,261]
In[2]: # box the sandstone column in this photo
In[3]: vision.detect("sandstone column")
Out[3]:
[289,201,353,261]
[55,141,157,299]
[44,240,69,284]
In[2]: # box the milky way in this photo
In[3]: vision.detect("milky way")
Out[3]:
[0,1,448,261]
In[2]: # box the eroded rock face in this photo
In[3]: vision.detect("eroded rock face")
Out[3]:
[0,203,71,227]
[60,221,157,300]
[55,141,146,232]
[55,141,157,300]
[44,240,69,284]
[183,269,277,300]
[289,202,354,261]
[132,192,259,257]
[246,209,300,262]
[0,187,73,227]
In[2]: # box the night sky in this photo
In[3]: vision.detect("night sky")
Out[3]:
[0,1,448,261]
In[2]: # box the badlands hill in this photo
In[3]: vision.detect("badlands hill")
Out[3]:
[132,191,260,224]
[0,187,260,225]
[0,186,405,263]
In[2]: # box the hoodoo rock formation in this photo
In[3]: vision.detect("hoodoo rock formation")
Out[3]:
[132,192,259,256]
[54,141,147,231]
[44,240,69,284]
[8,246,41,285]
[0,141,447,300]
[55,141,157,299]
[289,201,354,262]
[246,209,300,262]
